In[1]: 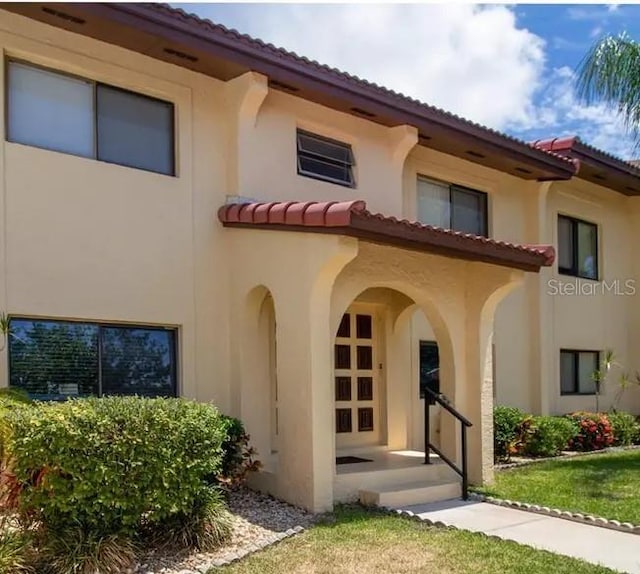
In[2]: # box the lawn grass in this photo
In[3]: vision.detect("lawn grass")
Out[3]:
[214,505,615,574]
[478,449,640,524]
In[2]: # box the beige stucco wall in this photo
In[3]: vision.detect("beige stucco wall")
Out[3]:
[402,144,640,417]
[0,10,233,408]
[2,7,640,514]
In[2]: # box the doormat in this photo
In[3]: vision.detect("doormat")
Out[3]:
[336,456,373,465]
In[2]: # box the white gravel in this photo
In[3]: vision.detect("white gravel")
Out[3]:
[135,488,316,574]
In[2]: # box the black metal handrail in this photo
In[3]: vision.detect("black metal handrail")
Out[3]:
[423,387,472,500]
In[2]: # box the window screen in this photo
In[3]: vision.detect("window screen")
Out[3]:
[558,215,598,280]
[97,85,174,175]
[417,178,450,228]
[7,61,175,176]
[8,62,94,157]
[296,130,355,187]
[416,177,488,237]
[560,350,599,395]
[9,318,177,400]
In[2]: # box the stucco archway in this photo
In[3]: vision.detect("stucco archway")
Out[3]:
[238,285,278,468]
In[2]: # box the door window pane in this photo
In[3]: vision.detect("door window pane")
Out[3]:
[101,326,176,397]
[451,187,486,235]
[97,85,174,175]
[9,319,99,400]
[417,178,450,228]
[357,346,373,370]
[8,62,94,157]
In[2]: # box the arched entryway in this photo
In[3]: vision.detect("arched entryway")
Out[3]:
[239,285,278,468]
[331,284,455,448]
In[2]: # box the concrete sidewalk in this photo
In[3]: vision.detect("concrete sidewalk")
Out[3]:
[397,499,640,573]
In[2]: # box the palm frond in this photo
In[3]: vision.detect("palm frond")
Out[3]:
[577,33,640,144]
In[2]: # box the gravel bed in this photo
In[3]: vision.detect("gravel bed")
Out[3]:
[134,488,316,574]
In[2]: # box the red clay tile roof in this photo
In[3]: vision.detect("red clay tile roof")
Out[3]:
[144,3,577,173]
[218,200,555,272]
[531,136,640,195]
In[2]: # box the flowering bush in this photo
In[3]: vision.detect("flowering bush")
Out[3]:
[493,406,533,461]
[566,412,614,451]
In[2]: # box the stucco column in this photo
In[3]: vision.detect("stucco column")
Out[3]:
[460,266,523,485]
[527,182,554,414]
[271,282,335,512]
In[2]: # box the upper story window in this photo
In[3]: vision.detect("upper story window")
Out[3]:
[7,61,175,176]
[416,176,488,236]
[8,318,178,400]
[558,215,598,280]
[296,129,355,187]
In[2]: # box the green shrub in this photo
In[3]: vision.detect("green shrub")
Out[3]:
[0,389,31,408]
[5,396,227,537]
[608,411,638,447]
[219,415,261,487]
[493,406,532,462]
[566,412,614,451]
[525,416,577,457]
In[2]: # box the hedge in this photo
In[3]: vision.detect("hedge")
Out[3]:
[5,396,228,535]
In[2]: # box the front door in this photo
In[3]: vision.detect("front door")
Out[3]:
[334,305,381,449]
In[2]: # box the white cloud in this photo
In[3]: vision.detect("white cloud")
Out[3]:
[514,66,635,159]
[566,6,621,21]
[186,3,636,157]
[198,4,546,130]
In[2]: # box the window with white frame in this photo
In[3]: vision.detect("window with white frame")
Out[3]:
[560,349,599,395]
[296,129,355,187]
[416,176,488,236]
[7,61,175,176]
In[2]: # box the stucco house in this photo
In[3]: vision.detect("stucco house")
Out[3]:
[0,3,638,513]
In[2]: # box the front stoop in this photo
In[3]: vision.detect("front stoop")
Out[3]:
[359,480,461,507]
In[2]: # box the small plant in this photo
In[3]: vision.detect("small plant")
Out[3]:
[591,349,617,413]
[493,406,533,462]
[219,415,261,487]
[0,515,33,574]
[566,412,614,451]
[149,488,232,551]
[614,371,640,412]
[525,416,577,457]
[41,529,137,574]
[0,314,8,353]
[608,411,638,447]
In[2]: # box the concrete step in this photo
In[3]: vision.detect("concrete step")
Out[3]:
[359,480,462,508]
[334,461,459,502]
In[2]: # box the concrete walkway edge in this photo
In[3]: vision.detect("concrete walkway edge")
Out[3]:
[388,499,640,574]
[468,492,640,536]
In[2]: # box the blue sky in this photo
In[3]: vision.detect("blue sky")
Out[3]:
[176,3,639,159]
